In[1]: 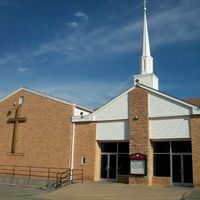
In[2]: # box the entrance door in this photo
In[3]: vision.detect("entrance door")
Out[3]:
[172,154,193,186]
[101,154,117,181]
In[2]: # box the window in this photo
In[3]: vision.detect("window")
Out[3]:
[101,143,117,153]
[118,154,130,175]
[153,141,192,178]
[153,142,170,177]
[171,141,191,153]
[154,154,170,177]
[118,142,129,153]
[154,142,170,153]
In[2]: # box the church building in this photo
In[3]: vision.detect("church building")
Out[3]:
[0,2,199,188]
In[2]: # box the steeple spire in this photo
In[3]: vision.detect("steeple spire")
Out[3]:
[133,0,159,90]
[140,0,153,75]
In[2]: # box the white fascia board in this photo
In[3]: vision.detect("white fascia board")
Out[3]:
[74,105,93,113]
[138,84,199,110]
[72,115,94,122]
[0,87,24,103]
[193,108,200,114]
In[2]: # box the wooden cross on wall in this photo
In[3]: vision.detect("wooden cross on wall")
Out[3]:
[7,105,26,154]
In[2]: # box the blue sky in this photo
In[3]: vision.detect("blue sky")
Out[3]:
[0,0,199,109]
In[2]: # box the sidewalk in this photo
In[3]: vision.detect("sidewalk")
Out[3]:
[181,189,200,200]
[37,182,192,200]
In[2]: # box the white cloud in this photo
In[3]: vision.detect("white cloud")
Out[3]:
[17,67,28,72]
[66,11,88,28]
[31,1,200,62]
[66,22,79,28]
[1,1,200,70]
[74,11,88,22]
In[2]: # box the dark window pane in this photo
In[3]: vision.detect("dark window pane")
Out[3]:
[101,143,117,153]
[118,154,130,175]
[154,154,170,177]
[172,155,181,182]
[153,142,170,153]
[172,141,191,153]
[118,142,129,153]
[101,155,107,178]
[183,155,193,183]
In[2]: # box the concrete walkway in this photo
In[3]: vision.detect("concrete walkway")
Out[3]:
[181,189,200,200]
[37,182,193,200]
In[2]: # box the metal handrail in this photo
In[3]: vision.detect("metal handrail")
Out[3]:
[47,169,84,189]
[0,165,67,183]
[0,165,83,188]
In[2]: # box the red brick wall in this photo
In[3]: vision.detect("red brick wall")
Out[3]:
[191,115,200,188]
[128,87,152,185]
[73,122,98,181]
[0,90,73,169]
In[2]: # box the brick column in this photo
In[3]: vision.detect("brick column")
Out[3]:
[191,115,200,188]
[128,87,152,185]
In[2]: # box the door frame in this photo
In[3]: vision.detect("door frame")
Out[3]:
[101,153,117,182]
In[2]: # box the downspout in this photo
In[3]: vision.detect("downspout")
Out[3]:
[69,104,76,180]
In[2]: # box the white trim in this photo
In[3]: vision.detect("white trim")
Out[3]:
[73,86,135,122]
[92,86,134,116]
[138,84,199,110]
[73,83,200,123]
[0,87,92,113]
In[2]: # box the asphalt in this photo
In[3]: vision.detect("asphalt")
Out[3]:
[0,182,199,200]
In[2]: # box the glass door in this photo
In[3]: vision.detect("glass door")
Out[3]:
[172,154,193,186]
[172,155,182,184]
[101,154,117,181]
[183,155,193,185]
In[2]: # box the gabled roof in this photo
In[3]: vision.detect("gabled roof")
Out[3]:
[0,86,93,112]
[138,83,199,109]
[184,98,200,107]
[73,83,199,122]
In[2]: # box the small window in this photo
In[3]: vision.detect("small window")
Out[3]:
[81,157,86,165]
[153,142,170,153]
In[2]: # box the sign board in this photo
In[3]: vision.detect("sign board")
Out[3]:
[130,153,146,175]
[130,160,146,175]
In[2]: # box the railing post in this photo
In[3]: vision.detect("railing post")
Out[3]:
[47,168,50,184]
[82,169,83,183]
[12,165,15,184]
[28,166,31,180]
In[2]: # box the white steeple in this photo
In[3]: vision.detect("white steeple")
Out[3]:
[133,0,159,90]
[141,0,153,74]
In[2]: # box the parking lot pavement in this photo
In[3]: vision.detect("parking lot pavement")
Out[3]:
[36,182,192,200]
[181,189,200,200]
[0,183,196,200]
[0,184,48,200]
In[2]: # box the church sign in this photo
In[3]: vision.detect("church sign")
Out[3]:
[130,153,146,175]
